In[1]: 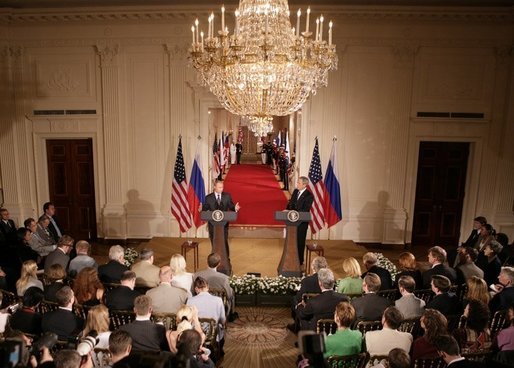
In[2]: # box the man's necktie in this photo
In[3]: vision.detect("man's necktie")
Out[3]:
[216,194,221,206]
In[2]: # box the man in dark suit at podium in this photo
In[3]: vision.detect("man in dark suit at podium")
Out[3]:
[286,176,314,266]
[202,180,240,257]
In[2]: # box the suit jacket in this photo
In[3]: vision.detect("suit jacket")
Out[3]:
[426,292,462,316]
[28,235,56,257]
[489,286,514,314]
[44,281,65,303]
[297,290,349,330]
[202,192,236,212]
[422,264,457,288]
[98,260,129,284]
[362,265,393,291]
[456,262,484,285]
[46,216,62,243]
[0,219,16,243]
[146,283,188,314]
[105,285,141,311]
[286,189,314,212]
[119,319,168,352]
[41,307,84,339]
[35,224,56,247]
[446,358,485,368]
[131,260,160,288]
[294,273,321,304]
[365,328,413,357]
[68,254,98,277]
[193,267,234,313]
[351,293,393,322]
[44,248,70,273]
[463,229,481,248]
[395,294,426,319]
[10,308,42,336]
[187,292,226,340]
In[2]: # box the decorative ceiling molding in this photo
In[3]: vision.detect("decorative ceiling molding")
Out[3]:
[0,6,511,24]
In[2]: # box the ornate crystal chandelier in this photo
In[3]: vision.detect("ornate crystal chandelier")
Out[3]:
[189,0,337,134]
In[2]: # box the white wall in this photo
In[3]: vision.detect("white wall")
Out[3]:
[0,4,512,244]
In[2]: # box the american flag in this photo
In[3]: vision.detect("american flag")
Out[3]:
[212,133,220,179]
[171,137,192,233]
[308,138,326,234]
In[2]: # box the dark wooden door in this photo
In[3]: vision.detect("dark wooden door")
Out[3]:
[412,142,469,247]
[46,139,97,240]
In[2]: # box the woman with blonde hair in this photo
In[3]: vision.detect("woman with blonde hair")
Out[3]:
[336,257,363,295]
[464,276,490,306]
[16,260,43,296]
[170,254,193,297]
[394,252,422,289]
[166,304,205,354]
[83,304,111,349]
[73,267,105,306]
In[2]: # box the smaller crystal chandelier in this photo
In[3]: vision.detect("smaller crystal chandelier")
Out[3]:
[188,0,337,136]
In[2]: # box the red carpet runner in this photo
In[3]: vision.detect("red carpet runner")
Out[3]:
[222,164,288,226]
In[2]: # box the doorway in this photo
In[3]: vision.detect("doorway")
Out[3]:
[411,141,470,247]
[46,139,97,240]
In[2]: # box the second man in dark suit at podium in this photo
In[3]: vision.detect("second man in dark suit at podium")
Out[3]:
[201,180,240,257]
[286,176,314,267]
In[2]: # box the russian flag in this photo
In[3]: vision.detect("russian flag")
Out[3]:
[324,139,342,228]
[187,146,206,228]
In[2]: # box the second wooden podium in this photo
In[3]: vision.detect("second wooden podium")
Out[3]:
[275,210,311,277]
[201,210,236,275]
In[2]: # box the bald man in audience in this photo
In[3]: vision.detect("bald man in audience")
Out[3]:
[68,240,97,277]
[146,266,187,314]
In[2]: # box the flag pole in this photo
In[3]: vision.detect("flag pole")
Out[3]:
[195,134,201,240]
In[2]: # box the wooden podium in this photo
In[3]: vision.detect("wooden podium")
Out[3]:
[275,210,311,277]
[201,210,236,275]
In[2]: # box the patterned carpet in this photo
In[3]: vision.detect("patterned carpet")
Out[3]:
[221,306,298,368]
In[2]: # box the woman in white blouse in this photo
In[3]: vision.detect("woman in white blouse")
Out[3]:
[169,254,193,297]
[16,260,43,296]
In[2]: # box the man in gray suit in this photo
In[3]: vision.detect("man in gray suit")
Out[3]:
[44,235,74,273]
[68,240,97,277]
[193,253,235,316]
[395,275,425,319]
[146,266,187,314]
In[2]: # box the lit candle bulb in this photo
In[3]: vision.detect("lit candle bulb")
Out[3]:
[305,7,311,33]
[195,19,199,44]
[329,21,333,45]
[315,18,319,41]
[319,15,324,42]
[211,13,215,38]
[292,27,295,35]
[208,15,212,39]
[200,31,204,51]
[191,25,195,45]
[221,5,225,32]
[296,9,301,37]
[235,10,240,36]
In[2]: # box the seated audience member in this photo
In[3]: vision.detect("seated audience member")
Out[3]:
[394,252,422,289]
[0,207,17,244]
[453,299,492,354]
[463,216,487,249]
[9,286,44,335]
[456,247,484,284]
[35,215,56,249]
[365,306,413,358]
[370,348,410,368]
[296,268,349,331]
[15,227,40,263]
[422,246,457,288]
[68,240,97,277]
[25,217,56,257]
[105,271,140,311]
[293,256,328,311]
[490,266,514,313]
[16,259,43,296]
[426,275,462,316]
[41,286,84,339]
[44,235,74,274]
[73,267,105,306]
[351,273,392,322]
[463,276,490,307]
[480,240,503,287]
[477,223,496,252]
[98,245,129,284]
[362,252,392,290]
[336,257,363,295]
[53,349,92,368]
[131,248,160,289]
[173,329,215,368]
[188,277,226,344]
[83,304,111,349]
[169,253,194,296]
[494,303,514,365]
[395,275,425,319]
[109,330,133,367]
[44,263,66,303]
[433,335,485,368]
[167,304,205,354]
[146,265,187,314]
[119,295,168,352]
[194,253,235,316]
[324,301,362,358]
[412,309,448,360]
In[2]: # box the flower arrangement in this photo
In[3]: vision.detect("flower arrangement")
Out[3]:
[375,252,399,280]
[124,247,139,267]
[230,274,302,295]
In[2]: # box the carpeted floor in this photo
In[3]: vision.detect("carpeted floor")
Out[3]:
[221,306,298,368]
[223,164,288,226]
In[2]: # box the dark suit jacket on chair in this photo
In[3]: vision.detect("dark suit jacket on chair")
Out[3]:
[294,273,322,304]
[362,265,393,291]
[105,285,141,311]
[41,307,84,340]
[426,292,462,316]
[44,248,70,273]
[297,290,349,331]
[351,293,393,322]
[489,286,514,314]
[119,320,169,352]
[0,219,16,243]
[98,260,129,284]
[422,264,457,288]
